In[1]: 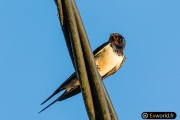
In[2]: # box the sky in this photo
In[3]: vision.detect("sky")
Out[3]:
[0,0,180,120]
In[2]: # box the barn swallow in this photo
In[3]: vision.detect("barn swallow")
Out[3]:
[39,33,126,113]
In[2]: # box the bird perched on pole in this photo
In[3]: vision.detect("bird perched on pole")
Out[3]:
[39,33,126,113]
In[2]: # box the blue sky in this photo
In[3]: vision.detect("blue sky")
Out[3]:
[1,0,180,120]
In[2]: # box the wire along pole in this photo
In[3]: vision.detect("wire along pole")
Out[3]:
[54,0,115,119]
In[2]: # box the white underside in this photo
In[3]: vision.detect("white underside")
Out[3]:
[95,43,124,76]
[66,43,124,91]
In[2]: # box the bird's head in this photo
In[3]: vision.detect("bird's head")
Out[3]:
[108,33,126,49]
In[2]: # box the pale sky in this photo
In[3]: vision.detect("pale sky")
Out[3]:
[1,0,180,120]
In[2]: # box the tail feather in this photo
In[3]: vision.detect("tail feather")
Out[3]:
[39,86,81,113]
[39,97,58,113]
[58,86,81,101]
[41,91,58,105]
[40,73,76,105]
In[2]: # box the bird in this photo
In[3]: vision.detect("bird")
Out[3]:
[39,33,126,113]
